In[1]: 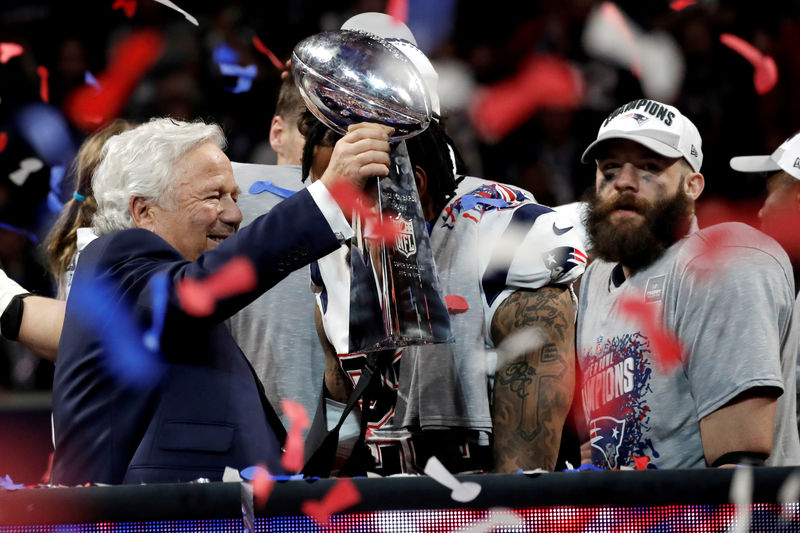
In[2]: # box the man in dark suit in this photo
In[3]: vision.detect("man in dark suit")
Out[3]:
[51,117,392,485]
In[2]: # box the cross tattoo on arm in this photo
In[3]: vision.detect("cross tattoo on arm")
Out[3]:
[490,285,576,472]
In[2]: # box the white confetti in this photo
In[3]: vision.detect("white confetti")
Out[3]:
[454,508,523,533]
[152,0,198,26]
[727,466,752,533]
[9,157,43,186]
[424,456,482,503]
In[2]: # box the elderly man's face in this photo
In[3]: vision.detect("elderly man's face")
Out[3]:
[147,142,241,260]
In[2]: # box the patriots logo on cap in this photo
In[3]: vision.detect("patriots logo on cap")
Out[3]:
[690,145,698,157]
[543,246,587,282]
[794,157,800,170]
[623,113,649,126]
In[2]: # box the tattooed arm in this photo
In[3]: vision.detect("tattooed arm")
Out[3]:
[489,285,576,472]
[315,305,353,402]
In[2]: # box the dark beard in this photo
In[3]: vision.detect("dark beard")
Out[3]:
[586,187,693,272]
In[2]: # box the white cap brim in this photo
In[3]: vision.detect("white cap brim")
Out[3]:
[582,133,683,164]
[729,155,781,174]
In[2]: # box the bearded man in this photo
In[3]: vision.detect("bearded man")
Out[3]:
[575,99,800,469]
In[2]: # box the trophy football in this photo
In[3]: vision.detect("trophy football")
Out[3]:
[292,30,453,353]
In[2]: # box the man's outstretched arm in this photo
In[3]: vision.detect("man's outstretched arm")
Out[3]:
[490,285,576,472]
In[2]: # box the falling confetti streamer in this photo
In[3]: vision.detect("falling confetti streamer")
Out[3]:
[445,295,469,314]
[152,0,198,25]
[69,274,164,388]
[0,474,25,491]
[280,399,310,472]
[37,66,49,103]
[0,132,7,153]
[617,295,683,373]
[328,182,402,245]
[9,157,43,187]
[601,2,641,77]
[84,71,101,90]
[142,271,169,352]
[252,36,286,71]
[669,0,696,10]
[248,180,295,198]
[455,508,523,533]
[176,256,258,317]
[720,33,778,95]
[64,30,164,132]
[111,0,137,18]
[727,467,752,533]
[385,0,409,24]
[250,464,275,509]
[423,456,482,503]
[218,63,258,94]
[301,479,361,526]
[0,43,23,63]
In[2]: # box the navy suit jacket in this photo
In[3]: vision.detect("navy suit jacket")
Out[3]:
[51,188,341,485]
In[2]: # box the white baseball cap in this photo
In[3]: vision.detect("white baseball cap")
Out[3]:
[729,132,800,181]
[341,12,441,117]
[582,98,703,172]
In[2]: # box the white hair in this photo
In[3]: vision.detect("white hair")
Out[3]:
[91,117,226,236]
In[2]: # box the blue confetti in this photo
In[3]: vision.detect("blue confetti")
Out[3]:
[240,465,270,480]
[70,273,164,389]
[0,221,38,243]
[14,102,78,167]
[47,165,66,213]
[248,180,295,198]
[142,271,169,352]
[563,463,604,473]
[84,71,101,90]
[212,43,239,65]
[219,63,257,94]
[458,196,509,212]
[0,474,25,491]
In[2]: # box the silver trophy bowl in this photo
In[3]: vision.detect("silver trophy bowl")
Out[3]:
[291,30,432,141]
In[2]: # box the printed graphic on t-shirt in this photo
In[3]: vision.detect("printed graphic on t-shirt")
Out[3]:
[582,332,660,469]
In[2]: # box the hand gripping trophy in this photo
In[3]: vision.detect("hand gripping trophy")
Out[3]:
[292,30,453,353]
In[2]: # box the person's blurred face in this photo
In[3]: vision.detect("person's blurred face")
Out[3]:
[147,142,241,260]
[759,170,800,260]
[759,171,800,230]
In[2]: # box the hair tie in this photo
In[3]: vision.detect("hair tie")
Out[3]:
[73,191,85,202]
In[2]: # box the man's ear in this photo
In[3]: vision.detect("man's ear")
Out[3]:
[269,116,285,153]
[684,171,705,201]
[414,165,428,197]
[130,196,155,230]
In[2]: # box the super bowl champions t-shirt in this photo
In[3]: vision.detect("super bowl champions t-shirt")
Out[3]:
[577,222,800,469]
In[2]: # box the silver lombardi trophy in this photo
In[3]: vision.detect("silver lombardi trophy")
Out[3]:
[292,30,453,353]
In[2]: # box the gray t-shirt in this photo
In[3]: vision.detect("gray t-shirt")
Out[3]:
[228,163,324,432]
[577,222,800,469]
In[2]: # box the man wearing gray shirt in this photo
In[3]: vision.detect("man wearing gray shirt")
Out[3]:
[577,98,800,469]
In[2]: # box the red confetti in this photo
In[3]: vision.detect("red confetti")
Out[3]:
[470,54,583,142]
[617,295,684,372]
[37,66,49,103]
[385,0,409,24]
[632,455,650,470]
[280,399,310,473]
[720,33,779,95]
[0,42,23,64]
[0,132,7,153]
[302,478,361,526]
[669,0,696,10]
[328,182,402,245]
[251,463,275,508]
[40,452,54,484]
[64,29,164,133]
[252,36,285,71]
[112,0,137,18]
[176,256,258,317]
[445,295,469,314]
[601,2,641,78]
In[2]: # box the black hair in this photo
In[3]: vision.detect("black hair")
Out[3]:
[404,119,461,218]
[299,109,462,218]
[299,109,341,182]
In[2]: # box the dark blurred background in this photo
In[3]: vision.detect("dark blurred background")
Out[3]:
[0,0,799,482]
